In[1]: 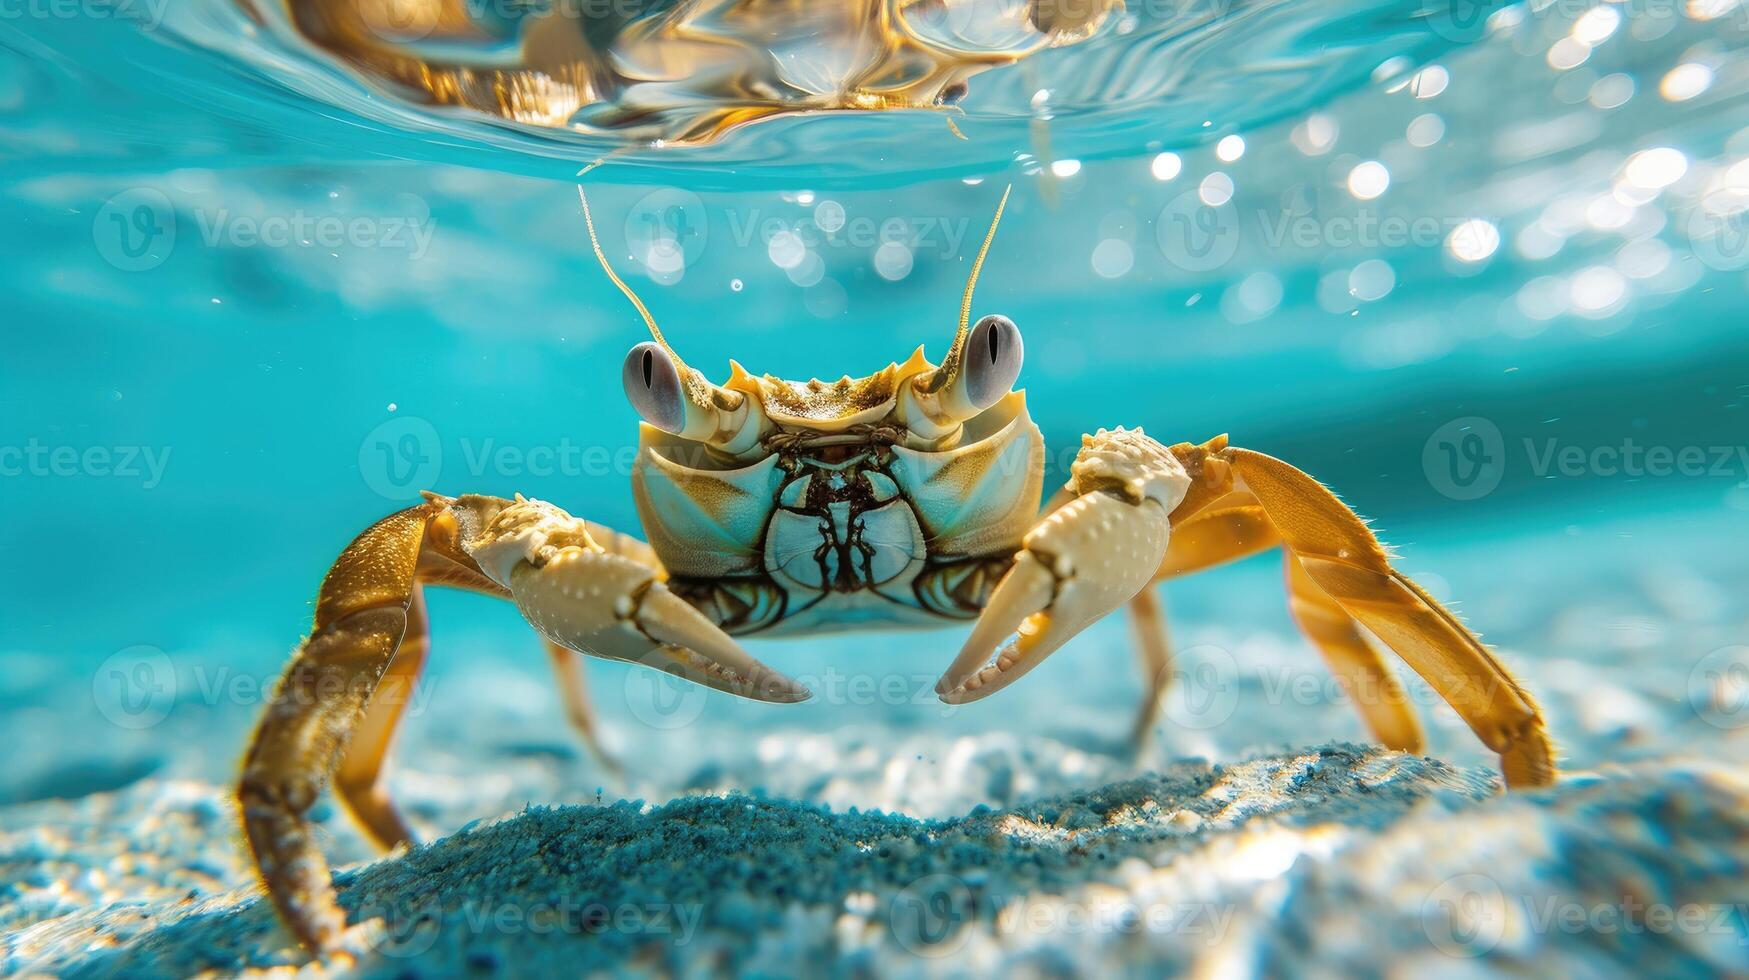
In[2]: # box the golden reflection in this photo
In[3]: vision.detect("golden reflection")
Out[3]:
[256,0,1118,142]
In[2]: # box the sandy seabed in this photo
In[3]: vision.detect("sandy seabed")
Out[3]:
[6,516,1749,976]
[4,743,1747,977]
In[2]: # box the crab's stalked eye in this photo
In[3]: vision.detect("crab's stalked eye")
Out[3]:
[965,314,1023,409]
[623,341,686,433]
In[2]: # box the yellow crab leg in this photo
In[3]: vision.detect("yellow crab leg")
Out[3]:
[331,584,431,852]
[1126,491,1423,755]
[240,494,807,953]
[937,430,1554,789]
[1219,445,1553,787]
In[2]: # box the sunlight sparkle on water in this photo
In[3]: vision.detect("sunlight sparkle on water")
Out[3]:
[1572,6,1622,46]
[1447,219,1501,262]
[1660,63,1713,101]
[1150,152,1182,180]
[873,241,913,281]
[1410,65,1448,98]
[1349,259,1395,301]
[1624,147,1689,190]
[1547,37,1591,71]
[1199,172,1234,206]
[1091,238,1134,279]
[1292,114,1339,156]
[1347,161,1389,200]
[1407,113,1445,147]
[815,200,845,233]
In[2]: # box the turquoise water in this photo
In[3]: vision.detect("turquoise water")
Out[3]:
[7,4,1749,975]
[3,0,1749,800]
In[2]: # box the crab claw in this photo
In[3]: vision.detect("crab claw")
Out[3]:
[469,496,811,703]
[936,427,1188,704]
[522,555,812,702]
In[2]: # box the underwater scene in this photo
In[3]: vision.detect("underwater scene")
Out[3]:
[4,0,1749,974]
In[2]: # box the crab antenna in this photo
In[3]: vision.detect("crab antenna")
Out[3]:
[956,183,1012,338]
[576,184,670,350]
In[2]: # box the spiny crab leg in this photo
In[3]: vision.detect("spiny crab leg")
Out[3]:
[471,496,811,703]
[240,492,807,954]
[937,428,1188,703]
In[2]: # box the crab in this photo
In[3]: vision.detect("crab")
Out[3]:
[238,185,1556,953]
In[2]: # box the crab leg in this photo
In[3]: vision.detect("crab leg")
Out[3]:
[332,585,430,851]
[1128,491,1423,755]
[240,505,434,951]
[1218,445,1553,787]
[1282,549,1423,754]
[1123,587,1174,749]
[241,494,805,953]
[938,430,1553,789]
[1124,492,1278,749]
[545,639,624,776]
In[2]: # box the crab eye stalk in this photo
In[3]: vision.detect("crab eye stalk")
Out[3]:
[621,341,771,455]
[898,314,1025,443]
[964,314,1023,409]
[896,184,1021,444]
[623,341,687,434]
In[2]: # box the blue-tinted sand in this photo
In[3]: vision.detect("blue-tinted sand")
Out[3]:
[3,0,1749,974]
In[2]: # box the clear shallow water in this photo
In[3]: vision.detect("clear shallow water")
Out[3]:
[3,0,1749,803]
[6,4,1749,975]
